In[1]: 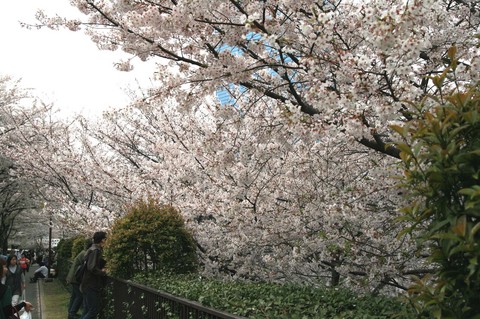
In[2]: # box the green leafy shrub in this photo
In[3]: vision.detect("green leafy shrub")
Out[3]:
[392,48,480,318]
[56,238,74,262]
[55,237,75,281]
[134,272,415,319]
[106,198,198,279]
[71,235,90,259]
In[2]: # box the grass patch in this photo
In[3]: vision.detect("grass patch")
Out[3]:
[41,279,71,319]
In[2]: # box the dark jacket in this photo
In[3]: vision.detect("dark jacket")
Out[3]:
[80,244,107,292]
[5,265,23,295]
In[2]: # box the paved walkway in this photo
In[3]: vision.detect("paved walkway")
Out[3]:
[23,264,42,319]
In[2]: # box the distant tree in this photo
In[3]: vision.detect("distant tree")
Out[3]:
[0,76,48,251]
[1,75,122,233]
[0,156,37,252]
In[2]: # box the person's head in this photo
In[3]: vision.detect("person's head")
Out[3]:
[93,231,107,245]
[7,254,17,266]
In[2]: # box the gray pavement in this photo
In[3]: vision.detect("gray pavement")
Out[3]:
[23,264,42,319]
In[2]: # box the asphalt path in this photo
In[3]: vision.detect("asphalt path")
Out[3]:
[23,264,42,319]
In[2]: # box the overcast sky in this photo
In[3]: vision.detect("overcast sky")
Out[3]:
[0,0,155,117]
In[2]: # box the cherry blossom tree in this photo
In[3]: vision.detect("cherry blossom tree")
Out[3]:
[14,0,478,292]
[1,83,417,291]
[67,97,420,293]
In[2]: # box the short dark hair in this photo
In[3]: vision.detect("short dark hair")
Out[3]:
[7,254,17,265]
[93,231,107,244]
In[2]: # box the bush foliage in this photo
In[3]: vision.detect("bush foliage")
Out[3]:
[71,236,91,259]
[55,237,75,281]
[393,50,480,318]
[56,237,74,263]
[134,271,415,319]
[105,198,198,279]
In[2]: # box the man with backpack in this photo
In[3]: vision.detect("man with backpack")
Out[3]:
[79,232,108,319]
[66,242,92,319]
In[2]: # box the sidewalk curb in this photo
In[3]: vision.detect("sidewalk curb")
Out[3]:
[37,280,44,319]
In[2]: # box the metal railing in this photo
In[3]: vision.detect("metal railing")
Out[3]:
[100,277,246,319]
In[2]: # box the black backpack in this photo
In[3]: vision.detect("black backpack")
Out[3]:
[74,260,87,283]
[75,248,95,283]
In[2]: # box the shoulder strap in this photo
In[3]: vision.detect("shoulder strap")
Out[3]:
[86,246,101,257]
[83,247,97,265]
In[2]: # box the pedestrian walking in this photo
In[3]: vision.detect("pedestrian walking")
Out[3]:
[18,254,30,276]
[4,255,24,306]
[0,260,33,319]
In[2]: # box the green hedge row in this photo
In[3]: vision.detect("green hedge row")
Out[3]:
[134,272,415,319]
